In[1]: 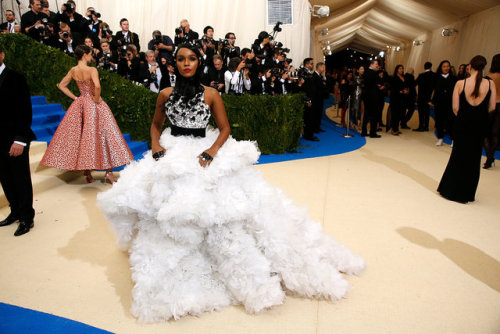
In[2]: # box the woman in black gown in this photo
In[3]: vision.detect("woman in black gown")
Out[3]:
[437,55,497,203]
[389,64,409,135]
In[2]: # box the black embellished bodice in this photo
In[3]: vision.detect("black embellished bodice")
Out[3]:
[164,88,211,137]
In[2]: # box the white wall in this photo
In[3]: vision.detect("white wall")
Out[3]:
[6,0,311,69]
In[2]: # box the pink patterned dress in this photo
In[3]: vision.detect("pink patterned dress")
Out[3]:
[41,80,134,170]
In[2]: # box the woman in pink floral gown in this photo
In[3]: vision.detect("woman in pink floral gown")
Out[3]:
[41,45,133,183]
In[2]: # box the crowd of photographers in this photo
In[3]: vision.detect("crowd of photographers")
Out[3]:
[6,0,331,141]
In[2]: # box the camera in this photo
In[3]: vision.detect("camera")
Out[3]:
[62,31,70,39]
[153,34,162,45]
[289,67,313,80]
[62,2,75,14]
[175,26,184,36]
[102,27,113,36]
[270,67,282,78]
[273,21,283,33]
[88,10,101,19]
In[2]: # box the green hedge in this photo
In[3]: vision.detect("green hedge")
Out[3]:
[0,34,303,154]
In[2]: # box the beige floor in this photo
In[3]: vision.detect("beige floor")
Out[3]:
[1,121,499,333]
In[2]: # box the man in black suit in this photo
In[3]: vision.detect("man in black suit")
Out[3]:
[361,59,382,138]
[0,10,17,33]
[312,62,328,133]
[0,45,36,236]
[415,62,436,131]
[56,22,81,56]
[115,18,140,52]
[300,58,319,141]
[55,0,86,35]
[402,67,417,129]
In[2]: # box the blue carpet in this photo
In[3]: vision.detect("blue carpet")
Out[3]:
[0,303,113,334]
[258,96,366,164]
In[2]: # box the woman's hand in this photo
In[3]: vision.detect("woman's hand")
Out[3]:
[93,96,102,103]
[197,148,217,168]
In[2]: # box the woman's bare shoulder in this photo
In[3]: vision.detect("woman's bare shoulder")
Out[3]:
[157,87,174,103]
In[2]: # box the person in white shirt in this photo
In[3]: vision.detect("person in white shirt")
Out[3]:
[224,57,251,95]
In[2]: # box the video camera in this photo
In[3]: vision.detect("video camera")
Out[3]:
[288,66,313,80]
[175,26,184,36]
[153,34,162,46]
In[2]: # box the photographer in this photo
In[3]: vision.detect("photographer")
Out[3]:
[56,22,81,56]
[221,32,240,65]
[40,22,58,47]
[251,31,272,66]
[115,18,140,52]
[117,44,146,82]
[147,30,174,63]
[200,25,217,64]
[201,55,225,94]
[98,22,118,52]
[144,50,162,93]
[84,7,102,42]
[1,10,17,34]
[159,60,176,89]
[224,57,251,95]
[56,1,86,35]
[174,19,199,46]
[21,0,49,42]
[97,39,118,72]
[84,37,100,64]
[40,0,57,28]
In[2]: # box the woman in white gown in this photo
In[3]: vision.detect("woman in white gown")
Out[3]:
[97,44,365,323]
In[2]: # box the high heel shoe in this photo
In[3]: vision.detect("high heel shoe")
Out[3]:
[83,171,94,183]
[483,159,495,169]
[105,171,116,184]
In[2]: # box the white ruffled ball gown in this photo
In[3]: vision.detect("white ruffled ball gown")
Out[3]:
[97,88,365,322]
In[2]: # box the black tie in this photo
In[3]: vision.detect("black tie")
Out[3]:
[7,23,11,33]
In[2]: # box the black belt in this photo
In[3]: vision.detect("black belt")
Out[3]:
[170,125,206,138]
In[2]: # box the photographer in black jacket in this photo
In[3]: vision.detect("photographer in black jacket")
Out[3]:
[174,19,199,46]
[117,44,145,82]
[252,31,272,66]
[202,54,226,94]
[21,0,49,42]
[148,30,174,63]
[56,0,86,35]
[221,32,240,65]
[84,7,102,43]
[115,18,140,52]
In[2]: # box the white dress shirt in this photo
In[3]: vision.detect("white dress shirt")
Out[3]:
[224,70,251,94]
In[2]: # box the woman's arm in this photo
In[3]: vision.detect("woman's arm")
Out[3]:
[150,88,172,154]
[452,80,462,115]
[58,68,77,100]
[488,80,497,112]
[199,87,230,168]
[90,68,102,103]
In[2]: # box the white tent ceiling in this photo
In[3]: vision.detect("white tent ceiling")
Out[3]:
[311,0,500,54]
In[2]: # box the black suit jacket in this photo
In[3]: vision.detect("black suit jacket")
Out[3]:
[363,68,380,105]
[416,70,436,103]
[0,67,36,149]
[115,31,141,52]
[312,72,328,103]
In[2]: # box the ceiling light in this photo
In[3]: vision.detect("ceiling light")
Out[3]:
[441,28,458,37]
[413,40,424,46]
[311,5,330,18]
[379,51,385,57]
[395,46,401,52]
[321,28,329,36]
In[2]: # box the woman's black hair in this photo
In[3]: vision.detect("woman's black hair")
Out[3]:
[74,45,91,61]
[469,55,487,98]
[393,64,404,77]
[170,43,204,104]
[436,60,451,75]
[490,53,500,74]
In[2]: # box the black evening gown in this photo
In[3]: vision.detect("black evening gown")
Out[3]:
[437,80,491,203]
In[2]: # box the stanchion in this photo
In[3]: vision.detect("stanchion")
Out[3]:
[341,95,353,138]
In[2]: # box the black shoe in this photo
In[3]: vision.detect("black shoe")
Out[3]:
[483,159,495,169]
[360,132,367,137]
[14,220,34,236]
[423,127,429,132]
[401,125,410,129]
[413,128,424,132]
[0,214,19,227]
[319,128,326,133]
[369,134,382,138]
[376,128,383,132]
[304,135,320,141]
